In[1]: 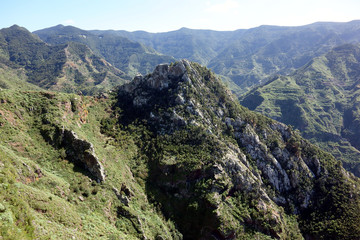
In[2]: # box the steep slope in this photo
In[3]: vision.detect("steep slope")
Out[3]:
[0,90,181,239]
[0,64,42,91]
[114,60,360,239]
[53,41,130,94]
[34,25,176,77]
[241,44,360,176]
[0,25,67,87]
[0,25,129,94]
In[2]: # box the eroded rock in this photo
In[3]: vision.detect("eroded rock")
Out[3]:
[62,129,105,182]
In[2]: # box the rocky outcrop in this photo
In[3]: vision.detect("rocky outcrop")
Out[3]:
[41,124,105,182]
[122,61,188,96]
[61,129,105,182]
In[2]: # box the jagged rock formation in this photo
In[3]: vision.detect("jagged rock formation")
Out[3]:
[40,123,105,182]
[116,60,360,239]
[1,59,360,239]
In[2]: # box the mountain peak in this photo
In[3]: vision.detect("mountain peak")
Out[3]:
[121,59,189,93]
[8,24,27,30]
[3,24,34,36]
[117,59,236,134]
[9,24,21,29]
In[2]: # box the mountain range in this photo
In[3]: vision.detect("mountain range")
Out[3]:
[90,20,360,94]
[1,20,360,239]
[34,24,175,78]
[30,21,360,177]
[32,21,360,96]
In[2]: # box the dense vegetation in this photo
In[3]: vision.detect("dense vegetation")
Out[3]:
[102,27,242,66]
[0,89,184,239]
[2,60,360,239]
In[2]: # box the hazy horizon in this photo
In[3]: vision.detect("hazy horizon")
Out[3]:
[2,0,360,33]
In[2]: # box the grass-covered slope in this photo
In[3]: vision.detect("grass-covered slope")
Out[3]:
[52,41,130,94]
[0,25,129,95]
[99,27,243,66]
[241,44,360,176]
[208,21,360,94]
[0,64,42,91]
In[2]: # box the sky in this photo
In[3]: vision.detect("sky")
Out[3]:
[1,0,360,32]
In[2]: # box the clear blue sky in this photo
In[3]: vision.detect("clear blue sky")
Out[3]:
[1,0,360,32]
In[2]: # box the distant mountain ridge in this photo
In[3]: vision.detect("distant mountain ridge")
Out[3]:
[87,20,360,95]
[94,27,244,65]
[34,25,176,78]
[4,18,360,239]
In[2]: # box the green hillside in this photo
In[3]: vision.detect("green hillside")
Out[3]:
[102,27,243,66]
[0,25,129,95]
[34,25,176,77]
[3,19,360,239]
[241,44,360,176]
[209,21,360,94]
[0,64,42,91]
[0,89,181,239]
